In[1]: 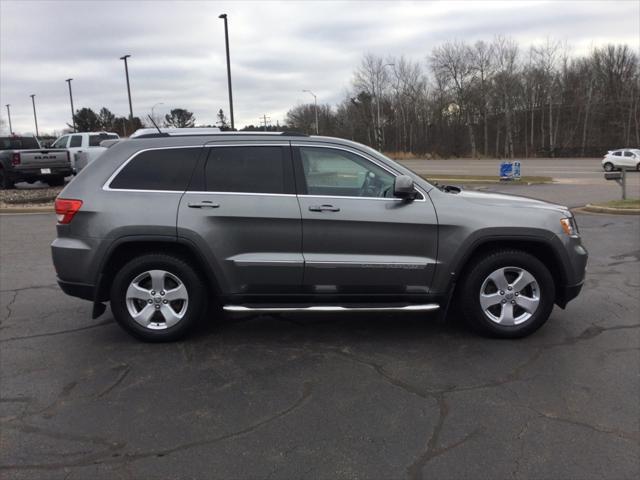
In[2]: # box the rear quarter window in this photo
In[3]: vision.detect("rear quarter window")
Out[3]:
[109,147,201,191]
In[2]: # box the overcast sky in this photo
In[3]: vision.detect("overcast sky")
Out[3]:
[1,0,638,135]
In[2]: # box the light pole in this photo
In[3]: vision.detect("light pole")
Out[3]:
[5,104,12,134]
[66,78,76,132]
[120,54,134,120]
[375,63,394,151]
[29,94,39,137]
[302,89,319,135]
[151,102,164,125]
[218,14,235,130]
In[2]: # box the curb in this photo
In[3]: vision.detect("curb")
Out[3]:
[0,206,54,214]
[581,204,640,215]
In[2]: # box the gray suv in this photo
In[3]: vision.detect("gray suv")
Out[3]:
[51,132,587,341]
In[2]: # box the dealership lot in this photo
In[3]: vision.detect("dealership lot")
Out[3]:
[1,207,638,479]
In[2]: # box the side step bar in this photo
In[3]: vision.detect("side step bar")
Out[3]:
[223,304,440,313]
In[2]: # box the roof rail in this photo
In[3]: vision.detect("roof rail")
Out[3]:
[280,131,309,136]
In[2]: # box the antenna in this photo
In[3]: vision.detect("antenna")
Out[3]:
[147,115,162,134]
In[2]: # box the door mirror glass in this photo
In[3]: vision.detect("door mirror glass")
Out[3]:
[393,175,416,199]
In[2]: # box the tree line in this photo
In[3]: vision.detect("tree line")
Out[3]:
[286,39,639,158]
[69,107,234,136]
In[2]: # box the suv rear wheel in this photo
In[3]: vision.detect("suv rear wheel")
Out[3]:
[110,253,207,341]
[603,162,614,172]
[460,250,555,338]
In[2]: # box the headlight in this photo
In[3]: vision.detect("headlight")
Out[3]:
[560,217,579,237]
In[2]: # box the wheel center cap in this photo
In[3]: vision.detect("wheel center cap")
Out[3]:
[154,297,162,303]
[505,293,514,300]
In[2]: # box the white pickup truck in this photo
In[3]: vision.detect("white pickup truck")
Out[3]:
[51,131,119,173]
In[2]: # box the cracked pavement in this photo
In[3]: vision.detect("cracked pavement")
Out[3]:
[1,212,638,479]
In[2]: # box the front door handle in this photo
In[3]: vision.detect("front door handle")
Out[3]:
[188,201,220,209]
[309,204,340,212]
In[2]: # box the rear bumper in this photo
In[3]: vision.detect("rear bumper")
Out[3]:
[57,278,95,301]
[11,165,72,179]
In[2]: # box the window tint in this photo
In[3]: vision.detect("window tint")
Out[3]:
[0,136,40,150]
[109,148,200,191]
[204,146,288,194]
[90,134,118,147]
[623,151,633,157]
[52,136,68,148]
[69,135,82,147]
[299,147,395,198]
[613,151,622,156]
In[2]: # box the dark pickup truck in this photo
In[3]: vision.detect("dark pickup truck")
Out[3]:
[0,135,72,189]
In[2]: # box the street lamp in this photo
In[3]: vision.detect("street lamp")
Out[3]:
[120,54,134,120]
[302,89,319,135]
[5,104,12,134]
[65,78,76,132]
[151,102,164,124]
[375,63,394,151]
[218,14,235,130]
[29,94,39,137]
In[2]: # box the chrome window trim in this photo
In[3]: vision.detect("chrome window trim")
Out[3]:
[187,191,296,198]
[292,143,426,202]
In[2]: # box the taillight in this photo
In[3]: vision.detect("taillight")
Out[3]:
[55,198,83,224]
[11,153,20,165]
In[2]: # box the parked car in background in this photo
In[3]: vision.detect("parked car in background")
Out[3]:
[0,135,72,189]
[602,149,640,171]
[51,132,119,173]
[74,138,121,173]
[52,131,587,342]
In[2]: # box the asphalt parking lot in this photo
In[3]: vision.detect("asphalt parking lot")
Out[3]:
[1,206,638,479]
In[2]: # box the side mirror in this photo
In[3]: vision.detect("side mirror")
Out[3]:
[393,175,417,200]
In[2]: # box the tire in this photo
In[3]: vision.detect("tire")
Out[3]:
[603,162,614,172]
[46,176,65,187]
[460,249,555,338]
[110,253,207,342]
[0,169,14,189]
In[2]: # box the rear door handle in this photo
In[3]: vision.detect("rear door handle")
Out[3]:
[188,201,220,209]
[309,204,340,212]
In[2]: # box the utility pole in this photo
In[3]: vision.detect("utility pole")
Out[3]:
[219,14,235,130]
[29,94,39,137]
[120,55,134,120]
[260,114,270,131]
[5,104,12,134]
[66,78,76,132]
[302,89,319,135]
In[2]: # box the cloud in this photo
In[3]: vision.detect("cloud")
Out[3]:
[1,0,638,134]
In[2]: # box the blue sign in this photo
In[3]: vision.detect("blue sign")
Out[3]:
[500,162,513,179]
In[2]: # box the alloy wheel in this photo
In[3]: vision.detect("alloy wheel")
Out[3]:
[125,270,189,330]
[479,266,540,326]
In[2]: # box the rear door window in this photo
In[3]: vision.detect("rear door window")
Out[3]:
[90,134,118,147]
[203,146,293,194]
[69,135,82,147]
[109,147,201,191]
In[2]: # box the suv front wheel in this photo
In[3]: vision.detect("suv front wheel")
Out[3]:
[460,250,555,338]
[110,253,206,341]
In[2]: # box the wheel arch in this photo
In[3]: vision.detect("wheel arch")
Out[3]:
[95,237,222,303]
[451,236,569,307]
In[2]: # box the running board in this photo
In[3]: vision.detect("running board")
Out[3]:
[223,304,440,313]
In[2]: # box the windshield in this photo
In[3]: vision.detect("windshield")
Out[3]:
[0,137,40,150]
